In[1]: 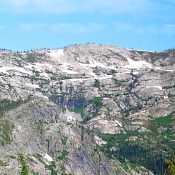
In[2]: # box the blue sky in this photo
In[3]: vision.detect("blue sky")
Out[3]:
[0,0,175,51]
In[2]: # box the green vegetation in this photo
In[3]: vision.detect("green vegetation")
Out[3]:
[39,79,50,88]
[89,97,102,106]
[26,55,37,63]
[98,123,175,175]
[34,154,58,175]
[57,150,69,160]
[0,99,25,115]
[61,136,67,145]
[45,161,58,175]
[115,171,122,175]
[168,94,175,98]
[18,153,29,175]
[152,114,173,127]
[34,153,45,164]
[81,96,103,123]
[0,119,14,145]
[49,95,59,103]
[35,119,50,135]
[71,106,84,114]
[35,119,55,134]
[72,97,103,118]
[49,92,69,104]
[122,98,130,107]
[113,79,127,86]
[165,157,175,175]
[93,79,100,88]
[164,48,175,52]
[31,171,39,175]
[0,160,7,166]
[59,92,69,97]
[104,93,114,97]
[120,162,137,172]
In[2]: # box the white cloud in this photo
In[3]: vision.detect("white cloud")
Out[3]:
[20,22,105,34]
[115,22,175,35]
[20,21,175,36]
[0,0,161,14]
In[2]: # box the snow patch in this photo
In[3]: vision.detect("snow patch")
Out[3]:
[126,48,155,53]
[69,78,87,82]
[80,59,117,70]
[124,57,152,69]
[115,120,122,127]
[40,72,50,78]
[0,67,9,74]
[61,69,78,75]
[59,63,78,75]
[146,86,162,90]
[47,49,64,60]
[12,67,32,75]
[117,72,131,75]
[94,135,107,145]
[0,66,32,75]
[98,75,113,80]
[155,67,174,72]
[132,71,140,75]
[35,63,53,69]
[25,83,39,88]
[43,153,53,162]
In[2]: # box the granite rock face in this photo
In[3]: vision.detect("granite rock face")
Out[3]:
[0,44,174,175]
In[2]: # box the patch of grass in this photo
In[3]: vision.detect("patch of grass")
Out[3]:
[45,161,58,175]
[123,98,130,107]
[120,162,131,172]
[34,154,58,175]
[35,119,48,135]
[115,170,122,175]
[34,154,45,165]
[26,55,37,63]
[93,79,100,88]
[98,133,117,147]
[57,150,69,160]
[49,95,59,103]
[113,79,127,86]
[0,99,25,115]
[39,79,50,88]
[0,160,7,166]
[59,92,69,97]
[0,119,14,145]
[152,114,173,127]
[71,106,84,114]
[104,93,114,97]
[61,136,67,145]
[8,155,16,159]
[31,171,39,175]
[18,153,29,175]
[89,97,103,106]
[168,94,175,98]
[91,111,98,118]
[99,132,127,144]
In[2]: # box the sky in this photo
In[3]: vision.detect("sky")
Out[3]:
[0,0,175,51]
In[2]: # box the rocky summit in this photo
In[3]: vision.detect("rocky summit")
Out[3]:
[0,44,174,175]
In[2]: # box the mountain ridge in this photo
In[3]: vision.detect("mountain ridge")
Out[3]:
[0,43,174,175]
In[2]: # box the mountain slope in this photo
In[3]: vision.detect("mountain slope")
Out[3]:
[0,44,174,175]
